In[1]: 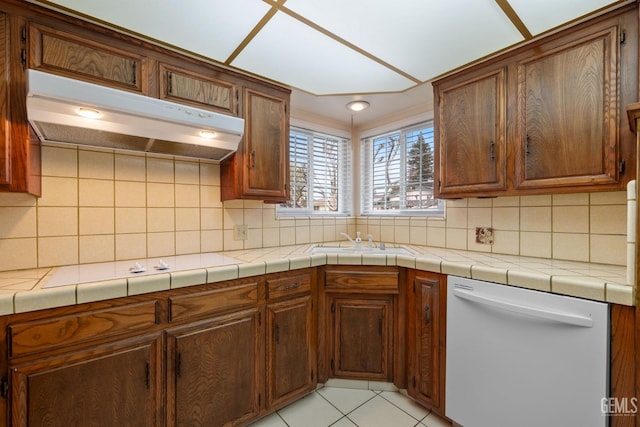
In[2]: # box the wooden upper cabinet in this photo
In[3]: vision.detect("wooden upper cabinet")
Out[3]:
[515,25,619,190]
[28,22,146,93]
[435,67,507,196]
[159,63,238,115]
[0,13,40,195]
[221,85,290,202]
[433,4,637,198]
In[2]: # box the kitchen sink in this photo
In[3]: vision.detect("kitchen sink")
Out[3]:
[309,245,414,256]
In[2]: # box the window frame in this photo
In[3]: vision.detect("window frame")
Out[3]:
[360,121,444,217]
[277,126,352,217]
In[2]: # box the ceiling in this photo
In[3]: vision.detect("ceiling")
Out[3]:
[31,0,627,129]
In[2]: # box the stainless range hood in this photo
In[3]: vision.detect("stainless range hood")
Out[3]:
[26,69,244,161]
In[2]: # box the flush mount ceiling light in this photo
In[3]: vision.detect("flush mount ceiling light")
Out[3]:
[346,100,370,112]
[76,107,102,119]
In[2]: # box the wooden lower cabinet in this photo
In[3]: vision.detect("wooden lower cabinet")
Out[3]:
[266,294,315,410]
[10,333,163,427]
[322,265,401,383]
[406,271,446,417]
[166,308,262,427]
[330,296,393,381]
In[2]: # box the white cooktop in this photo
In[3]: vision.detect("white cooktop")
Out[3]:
[43,252,241,288]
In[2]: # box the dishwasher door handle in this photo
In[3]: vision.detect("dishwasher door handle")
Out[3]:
[452,287,593,327]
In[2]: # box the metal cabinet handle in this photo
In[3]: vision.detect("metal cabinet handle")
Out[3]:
[284,283,302,290]
[489,140,495,161]
[525,135,531,156]
[251,151,256,169]
[424,305,431,325]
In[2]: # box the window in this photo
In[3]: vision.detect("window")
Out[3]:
[278,127,351,216]
[361,121,444,216]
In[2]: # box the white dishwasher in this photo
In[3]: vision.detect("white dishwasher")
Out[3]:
[446,276,609,427]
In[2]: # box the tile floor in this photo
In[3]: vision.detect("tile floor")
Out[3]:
[248,380,452,427]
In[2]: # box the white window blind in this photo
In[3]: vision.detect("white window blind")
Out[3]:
[361,121,443,216]
[278,127,351,216]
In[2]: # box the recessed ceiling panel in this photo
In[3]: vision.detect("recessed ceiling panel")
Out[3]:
[509,0,621,35]
[43,0,270,60]
[232,12,415,94]
[284,0,524,82]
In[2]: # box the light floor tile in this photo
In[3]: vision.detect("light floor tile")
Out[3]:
[380,391,430,421]
[347,395,420,427]
[277,392,343,427]
[248,412,288,427]
[421,412,452,427]
[317,387,376,414]
[331,417,357,426]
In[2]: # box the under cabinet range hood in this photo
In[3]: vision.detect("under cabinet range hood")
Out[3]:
[26,69,244,161]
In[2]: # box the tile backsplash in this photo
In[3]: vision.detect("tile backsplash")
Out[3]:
[0,143,628,272]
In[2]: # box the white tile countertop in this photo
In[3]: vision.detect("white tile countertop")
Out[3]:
[0,242,632,316]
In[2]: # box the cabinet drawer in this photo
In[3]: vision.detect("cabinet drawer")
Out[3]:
[267,273,311,301]
[169,282,258,322]
[325,268,399,293]
[8,301,159,358]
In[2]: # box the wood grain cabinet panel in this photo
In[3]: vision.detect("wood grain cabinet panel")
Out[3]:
[221,85,290,202]
[8,301,158,357]
[166,309,262,427]
[169,281,259,323]
[435,67,507,196]
[10,333,163,427]
[515,26,619,189]
[159,63,238,115]
[324,267,399,294]
[330,296,393,381]
[266,295,315,410]
[406,271,446,417]
[433,4,637,197]
[267,273,311,301]
[29,22,146,93]
[0,13,40,195]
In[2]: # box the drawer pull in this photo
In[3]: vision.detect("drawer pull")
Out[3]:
[284,283,302,290]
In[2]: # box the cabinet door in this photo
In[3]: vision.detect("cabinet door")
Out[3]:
[515,26,619,189]
[159,63,238,115]
[10,333,163,427]
[226,87,289,202]
[435,67,507,196]
[407,273,445,414]
[331,296,393,381]
[29,22,146,93]
[266,295,315,410]
[0,14,40,195]
[166,308,262,427]
[244,88,288,200]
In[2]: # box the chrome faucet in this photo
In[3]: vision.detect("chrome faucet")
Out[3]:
[340,232,355,245]
[340,232,362,249]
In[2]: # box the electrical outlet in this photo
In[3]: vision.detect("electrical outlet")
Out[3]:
[234,224,248,240]
[475,227,494,244]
